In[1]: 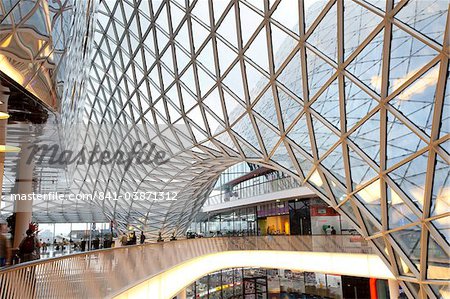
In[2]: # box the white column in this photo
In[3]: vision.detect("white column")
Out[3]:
[13,141,35,248]
[388,279,400,299]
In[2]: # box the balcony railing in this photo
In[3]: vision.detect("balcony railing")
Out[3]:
[0,235,375,298]
[205,176,301,206]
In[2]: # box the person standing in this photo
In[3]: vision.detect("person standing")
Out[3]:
[130,232,137,245]
[140,231,146,244]
[80,238,86,252]
[18,228,40,263]
[331,226,337,235]
[0,223,10,267]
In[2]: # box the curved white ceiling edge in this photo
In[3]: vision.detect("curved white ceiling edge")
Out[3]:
[114,250,395,299]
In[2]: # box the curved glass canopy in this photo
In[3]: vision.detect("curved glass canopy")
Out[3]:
[0,0,448,297]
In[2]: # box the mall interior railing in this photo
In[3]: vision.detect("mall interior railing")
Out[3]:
[0,235,373,299]
[205,176,301,206]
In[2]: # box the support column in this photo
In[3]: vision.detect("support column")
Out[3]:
[388,279,400,299]
[13,141,35,248]
[176,288,186,299]
[0,84,8,204]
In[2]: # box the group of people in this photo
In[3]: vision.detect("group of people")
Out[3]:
[325,225,337,235]
[0,223,42,266]
[120,231,146,246]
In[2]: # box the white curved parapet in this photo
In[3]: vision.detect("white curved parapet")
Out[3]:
[115,250,394,299]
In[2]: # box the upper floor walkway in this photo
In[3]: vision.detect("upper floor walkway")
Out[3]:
[0,235,393,299]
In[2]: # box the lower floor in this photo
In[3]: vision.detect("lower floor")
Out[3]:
[185,267,401,299]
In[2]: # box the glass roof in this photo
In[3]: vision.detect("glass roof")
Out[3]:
[0,0,448,296]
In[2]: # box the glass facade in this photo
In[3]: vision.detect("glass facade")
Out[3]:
[0,0,448,296]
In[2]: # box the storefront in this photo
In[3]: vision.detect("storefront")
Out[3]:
[190,197,358,237]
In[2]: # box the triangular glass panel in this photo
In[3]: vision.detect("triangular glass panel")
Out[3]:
[246,26,269,72]
[277,51,303,99]
[187,105,207,131]
[197,40,215,72]
[307,2,337,62]
[306,48,334,100]
[391,225,422,271]
[387,185,420,229]
[196,65,216,96]
[343,0,383,59]
[431,218,449,245]
[277,87,302,129]
[287,114,312,155]
[174,45,191,73]
[169,2,185,30]
[360,207,382,236]
[395,0,448,45]
[348,145,378,188]
[180,64,196,92]
[328,178,347,203]
[246,62,269,102]
[191,125,208,144]
[223,89,246,125]
[291,146,314,177]
[254,115,280,154]
[321,143,346,185]
[346,29,384,95]
[386,111,428,168]
[191,19,210,52]
[311,79,340,130]
[239,2,264,47]
[216,39,237,75]
[311,115,340,159]
[180,84,197,112]
[349,112,380,165]
[175,20,191,52]
[232,112,262,153]
[223,61,245,101]
[389,24,439,94]
[213,0,229,23]
[439,70,449,139]
[160,47,174,72]
[389,64,439,135]
[204,106,223,135]
[345,78,379,130]
[272,142,296,173]
[271,24,298,73]
[216,3,239,48]
[304,1,329,32]
[236,138,261,158]
[307,169,330,197]
[202,88,221,113]
[166,98,182,123]
[388,151,428,212]
[155,27,169,51]
[430,154,449,219]
[271,0,299,35]
[191,1,211,28]
[427,231,449,279]
[355,179,382,222]
[254,87,278,125]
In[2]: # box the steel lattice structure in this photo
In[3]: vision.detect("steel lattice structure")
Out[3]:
[0,0,449,297]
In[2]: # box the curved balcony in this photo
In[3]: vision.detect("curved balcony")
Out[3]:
[0,235,392,299]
